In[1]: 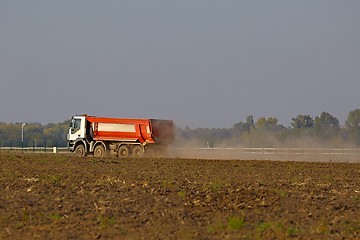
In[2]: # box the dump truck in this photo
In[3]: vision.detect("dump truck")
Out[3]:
[67,114,174,157]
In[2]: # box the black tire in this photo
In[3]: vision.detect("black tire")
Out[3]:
[75,144,86,157]
[118,145,130,158]
[94,144,105,157]
[132,145,144,158]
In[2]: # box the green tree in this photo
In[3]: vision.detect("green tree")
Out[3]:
[233,115,255,134]
[246,115,254,127]
[255,117,284,132]
[314,112,340,140]
[43,120,70,147]
[232,121,249,133]
[291,115,314,129]
[255,117,268,130]
[345,109,360,131]
[0,123,21,146]
[315,112,339,130]
[345,109,360,145]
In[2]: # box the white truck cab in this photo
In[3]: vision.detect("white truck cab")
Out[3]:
[67,115,86,150]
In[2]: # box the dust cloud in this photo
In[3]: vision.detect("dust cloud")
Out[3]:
[167,137,360,163]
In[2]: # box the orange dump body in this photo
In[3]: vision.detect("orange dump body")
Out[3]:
[86,116,174,145]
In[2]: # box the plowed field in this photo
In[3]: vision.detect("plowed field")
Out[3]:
[1,152,359,239]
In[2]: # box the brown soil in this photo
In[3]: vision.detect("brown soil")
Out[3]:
[0,152,359,239]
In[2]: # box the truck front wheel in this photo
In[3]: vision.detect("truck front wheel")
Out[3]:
[118,145,129,158]
[75,144,86,157]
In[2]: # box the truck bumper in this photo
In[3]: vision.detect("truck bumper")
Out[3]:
[68,142,75,152]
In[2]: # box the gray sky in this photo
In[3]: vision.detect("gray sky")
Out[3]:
[1,1,359,128]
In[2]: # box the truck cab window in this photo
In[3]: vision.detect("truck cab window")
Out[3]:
[71,119,81,134]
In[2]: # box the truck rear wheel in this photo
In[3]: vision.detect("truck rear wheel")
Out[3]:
[75,144,86,157]
[132,145,144,157]
[94,145,105,157]
[118,145,129,158]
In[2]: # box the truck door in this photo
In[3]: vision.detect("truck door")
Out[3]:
[68,116,86,141]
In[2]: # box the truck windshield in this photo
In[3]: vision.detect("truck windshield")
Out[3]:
[71,118,81,133]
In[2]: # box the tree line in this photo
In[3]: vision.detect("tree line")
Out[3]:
[1,109,360,148]
[0,120,70,148]
[175,109,360,148]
